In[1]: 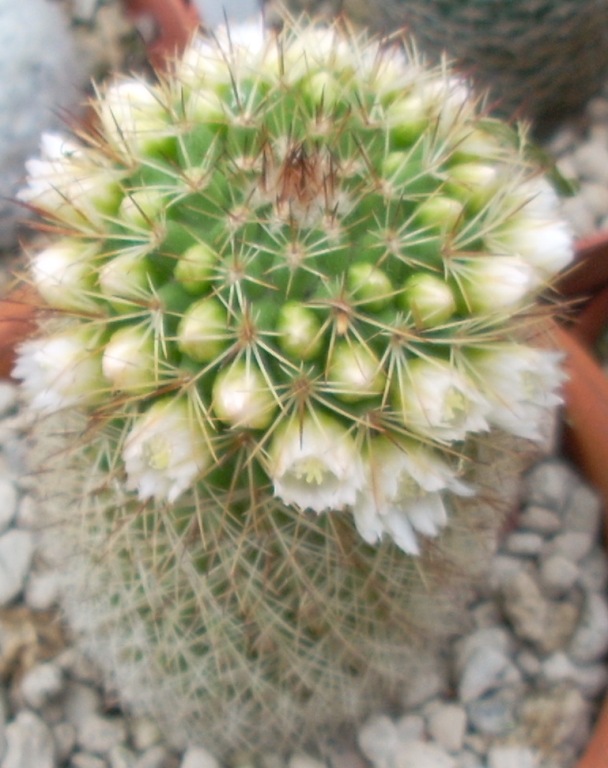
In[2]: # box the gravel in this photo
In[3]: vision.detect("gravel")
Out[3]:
[1,5,608,768]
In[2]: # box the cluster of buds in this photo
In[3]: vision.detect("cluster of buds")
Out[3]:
[16,20,571,556]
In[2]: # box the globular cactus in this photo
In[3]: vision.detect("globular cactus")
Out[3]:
[16,19,572,755]
[267,0,608,130]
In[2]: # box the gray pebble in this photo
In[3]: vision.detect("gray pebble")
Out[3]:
[179,747,220,768]
[546,531,595,563]
[458,646,519,703]
[24,570,60,611]
[52,722,77,765]
[395,714,425,743]
[568,592,608,663]
[134,746,174,768]
[466,688,518,736]
[393,740,455,768]
[487,746,538,768]
[77,714,128,756]
[514,650,542,679]
[108,745,137,768]
[70,754,108,768]
[503,532,544,557]
[0,478,17,533]
[455,752,484,768]
[62,682,102,728]
[400,665,446,709]
[517,506,562,535]
[572,140,608,183]
[541,652,608,698]
[128,717,162,752]
[426,703,467,752]
[563,483,602,537]
[1,711,56,768]
[358,715,398,768]
[0,529,33,606]
[523,461,574,512]
[20,661,63,709]
[288,755,325,768]
[579,548,608,593]
[538,554,580,597]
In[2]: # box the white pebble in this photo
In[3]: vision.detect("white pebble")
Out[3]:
[458,646,517,703]
[573,140,608,183]
[541,652,608,697]
[129,716,162,752]
[77,713,127,755]
[394,740,455,768]
[358,715,398,768]
[135,746,174,768]
[569,592,608,662]
[180,746,221,768]
[61,681,101,728]
[517,506,562,535]
[395,714,425,743]
[24,570,60,611]
[288,754,326,768]
[52,722,76,764]
[547,531,595,562]
[20,661,63,709]
[426,704,467,753]
[0,529,33,605]
[503,532,544,557]
[539,554,580,597]
[523,462,574,512]
[487,746,539,768]
[466,688,518,736]
[563,483,602,537]
[109,745,138,768]
[71,754,107,768]
[2,711,56,768]
[0,478,17,533]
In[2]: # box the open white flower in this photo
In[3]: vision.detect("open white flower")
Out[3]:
[353,437,472,554]
[123,398,211,503]
[395,358,490,442]
[269,413,364,513]
[13,328,104,413]
[493,217,573,280]
[468,344,566,440]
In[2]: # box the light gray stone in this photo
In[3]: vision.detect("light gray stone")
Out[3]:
[500,570,580,653]
[20,661,63,709]
[24,570,60,611]
[77,714,127,755]
[358,715,398,768]
[563,482,602,537]
[517,506,562,535]
[179,747,220,768]
[466,688,518,736]
[288,755,325,768]
[579,548,608,593]
[109,745,137,768]
[523,461,574,512]
[401,666,446,709]
[455,752,484,768]
[541,652,608,698]
[538,554,579,597]
[70,754,107,768]
[503,532,544,557]
[487,746,539,768]
[426,704,467,753]
[395,715,425,743]
[458,646,519,703]
[0,529,34,605]
[0,479,17,533]
[394,740,455,768]
[52,722,76,765]
[134,746,174,768]
[62,681,102,728]
[128,717,162,752]
[546,531,594,563]
[568,592,608,662]
[1,711,56,768]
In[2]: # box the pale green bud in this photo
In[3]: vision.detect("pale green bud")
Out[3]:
[457,256,536,314]
[31,240,99,313]
[386,93,428,146]
[417,196,464,231]
[102,326,157,392]
[177,297,228,362]
[119,189,165,229]
[212,361,276,429]
[401,273,456,328]
[99,252,151,305]
[347,263,393,311]
[174,243,218,294]
[276,302,323,360]
[328,342,385,402]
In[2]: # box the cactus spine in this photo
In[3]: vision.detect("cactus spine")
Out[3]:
[17,19,572,755]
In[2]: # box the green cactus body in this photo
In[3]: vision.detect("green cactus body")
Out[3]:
[17,20,572,754]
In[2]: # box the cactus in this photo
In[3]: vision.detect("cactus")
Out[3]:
[267,0,608,130]
[16,19,572,755]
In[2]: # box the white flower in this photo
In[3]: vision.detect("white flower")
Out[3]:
[468,344,566,440]
[13,329,104,413]
[353,437,472,554]
[493,217,574,280]
[31,240,99,312]
[455,255,537,313]
[18,133,121,224]
[395,358,490,442]
[269,413,364,513]
[123,398,211,503]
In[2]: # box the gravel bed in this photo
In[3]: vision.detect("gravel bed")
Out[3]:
[2,5,608,768]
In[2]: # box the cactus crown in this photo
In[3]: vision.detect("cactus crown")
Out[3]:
[15,18,575,753]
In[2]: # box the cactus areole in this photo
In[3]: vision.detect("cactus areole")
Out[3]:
[16,20,573,752]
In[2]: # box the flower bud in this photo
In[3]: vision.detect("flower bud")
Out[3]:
[174,242,218,294]
[102,326,157,392]
[276,302,323,360]
[119,189,165,229]
[328,342,385,402]
[456,255,536,313]
[177,297,228,362]
[212,361,276,429]
[31,240,99,312]
[416,195,464,231]
[347,262,393,311]
[401,273,456,328]
[99,252,151,306]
